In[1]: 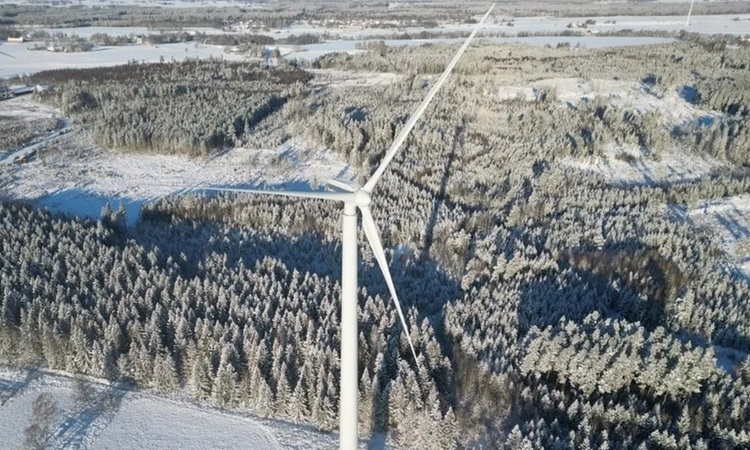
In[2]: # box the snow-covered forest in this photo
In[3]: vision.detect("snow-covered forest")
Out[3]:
[2,29,750,450]
[34,61,310,156]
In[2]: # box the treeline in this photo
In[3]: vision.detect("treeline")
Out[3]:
[2,1,749,31]
[84,31,316,48]
[0,3,474,29]
[33,59,312,156]
[0,4,300,29]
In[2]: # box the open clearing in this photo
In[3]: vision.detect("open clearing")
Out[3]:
[0,368,367,450]
[563,143,728,186]
[0,42,243,79]
[0,98,354,225]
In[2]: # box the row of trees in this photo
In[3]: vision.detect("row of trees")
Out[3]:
[0,2,476,29]
[2,1,749,30]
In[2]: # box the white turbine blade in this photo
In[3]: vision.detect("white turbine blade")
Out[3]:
[362,3,495,193]
[326,178,356,193]
[359,205,419,362]
[201,187,354,202]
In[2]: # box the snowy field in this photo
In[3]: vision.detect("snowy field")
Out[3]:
[309,69,400,88]
[564,143,728,186]
[0,98,354,225]
[0,42,242,79]
[0,368,372,450]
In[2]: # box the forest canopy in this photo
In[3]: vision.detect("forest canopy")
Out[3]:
[2,34,750,449]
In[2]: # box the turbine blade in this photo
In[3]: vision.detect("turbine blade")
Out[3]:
[362,3,495,193]
[359,205,419,362]
[201,187,354,202]
[326,178,356,193]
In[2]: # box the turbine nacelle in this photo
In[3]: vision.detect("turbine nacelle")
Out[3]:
[354,189,371,208]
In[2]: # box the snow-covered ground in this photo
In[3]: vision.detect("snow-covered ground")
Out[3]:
[0,99,354,225]
[564,143,727,186]
[0,368,368,450]
[309,69,400,88]
[0,42,242,79]
[0,96,58,123]
[0,98,64,155]
[688,195,750,275]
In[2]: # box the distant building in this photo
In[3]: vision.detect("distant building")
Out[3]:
[9,85,33,96]
[6,37,25,44]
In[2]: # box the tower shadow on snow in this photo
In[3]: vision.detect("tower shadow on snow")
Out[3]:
[422,125,464,263]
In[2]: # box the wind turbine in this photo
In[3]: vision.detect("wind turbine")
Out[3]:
[206,4,495,449]
[686,0,695,27]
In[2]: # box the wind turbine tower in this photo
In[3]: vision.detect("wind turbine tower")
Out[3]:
[686,0,695,27]
[208,4,495,449]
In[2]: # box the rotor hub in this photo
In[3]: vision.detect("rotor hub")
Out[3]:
[354,189,371,207]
